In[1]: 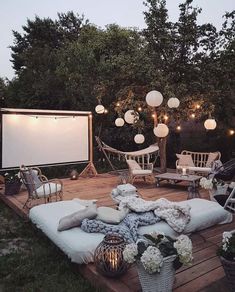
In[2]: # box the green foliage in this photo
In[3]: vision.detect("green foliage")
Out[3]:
[0,202,102,292]
[1,1,234,164]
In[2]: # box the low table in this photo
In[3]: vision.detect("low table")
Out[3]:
[155,172,202,199]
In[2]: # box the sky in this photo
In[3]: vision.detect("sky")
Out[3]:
[0,0,234,80]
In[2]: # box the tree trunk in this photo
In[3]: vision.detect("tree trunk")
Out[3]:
[158,137,167,173]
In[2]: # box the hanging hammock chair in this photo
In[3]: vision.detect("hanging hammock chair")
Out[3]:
[95,136,159,171]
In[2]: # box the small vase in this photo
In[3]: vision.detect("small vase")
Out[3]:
[137,255,176,292]
[220,256,235,292]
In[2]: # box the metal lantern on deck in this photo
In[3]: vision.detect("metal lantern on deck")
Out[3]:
[146,90,163,107]
[95,105,105,114]
[124,110,139,124]
[115,117,125,127]
[167,97,180,108]
[204,118,217,130]
[134,134,145,144]
[153,123,169,138]
[94,234,128,278]
[70,169,79,180]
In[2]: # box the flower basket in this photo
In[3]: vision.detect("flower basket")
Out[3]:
[220,256,235,291]
[137,255,176,292]
[5,181,22,196]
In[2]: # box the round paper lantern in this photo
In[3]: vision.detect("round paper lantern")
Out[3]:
[204,119,217,130]
[115,118,125,127]
[95,104,105,114]
[146,90,163,107]
[124,110,139,124]
[153,123,169,138]
[167,97,180,108]
[134,134,145,144]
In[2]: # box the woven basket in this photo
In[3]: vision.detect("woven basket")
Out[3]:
[220,256,235,291]
[137,255,176,292]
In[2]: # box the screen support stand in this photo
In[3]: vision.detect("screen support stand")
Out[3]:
[79,162,98,177]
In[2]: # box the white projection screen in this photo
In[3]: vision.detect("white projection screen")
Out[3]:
[0,109,92,169]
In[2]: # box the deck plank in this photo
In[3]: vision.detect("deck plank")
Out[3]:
[0,173,232,292]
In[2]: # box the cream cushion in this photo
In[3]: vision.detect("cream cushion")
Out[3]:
[176,154,195,167]
[57,204,97,231]
[206,153,219,167]
[132,169,152,175]
[126,159,142,170]
[33,183,62,198]
[96,207,128,224]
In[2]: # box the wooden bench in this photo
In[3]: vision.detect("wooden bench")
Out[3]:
[176,150,221,176]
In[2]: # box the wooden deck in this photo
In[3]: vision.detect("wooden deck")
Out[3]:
[0,173,233,292]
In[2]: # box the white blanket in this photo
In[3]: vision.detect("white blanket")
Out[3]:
[118,197,191,233]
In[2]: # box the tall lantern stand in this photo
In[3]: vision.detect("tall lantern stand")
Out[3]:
[94,234,128,278]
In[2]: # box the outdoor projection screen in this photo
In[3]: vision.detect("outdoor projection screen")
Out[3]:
[1,109,92,169]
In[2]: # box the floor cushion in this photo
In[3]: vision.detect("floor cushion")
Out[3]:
[29,198,232,264]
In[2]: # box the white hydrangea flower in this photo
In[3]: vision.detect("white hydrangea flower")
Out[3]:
[199,178,214,190]
[140,246,163,274]
[174,235,193,265]
[123,243,138,264]
[222,232,232,251]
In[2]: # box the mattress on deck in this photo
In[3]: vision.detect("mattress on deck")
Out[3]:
[29,198,232,264]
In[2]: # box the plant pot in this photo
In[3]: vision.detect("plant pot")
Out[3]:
[220,256,235,292]
[5,181,22,196]
[137,255,176,292]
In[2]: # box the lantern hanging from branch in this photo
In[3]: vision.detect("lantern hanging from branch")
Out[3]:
[134,134,145,144]
[153,123,169,138]
[95,104,105,114]
[146,90,163,107]
[204,119,217,130]
[167,97,180,108]
[115,118,125,127]
[124,110,139,124]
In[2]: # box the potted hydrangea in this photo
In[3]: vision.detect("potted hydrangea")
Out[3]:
[4,172,22,196]
[200,177,229,201]
[123,232,193,292]
[217,231,235,291]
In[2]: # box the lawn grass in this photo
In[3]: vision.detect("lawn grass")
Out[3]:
[0,201,102,292]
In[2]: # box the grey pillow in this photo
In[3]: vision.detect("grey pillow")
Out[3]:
[58,204,97,231]
[96,206,128,224]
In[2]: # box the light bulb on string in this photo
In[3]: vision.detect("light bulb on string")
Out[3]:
[176,125,181,131]
[138,107,142,112]
[229,129,234,136]
[164,115,169,121]
[191,113,195,119]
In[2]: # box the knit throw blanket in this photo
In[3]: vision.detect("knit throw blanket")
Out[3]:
[81,211,160,243]
[119,197,191,233]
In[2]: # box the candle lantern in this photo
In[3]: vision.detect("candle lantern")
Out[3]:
[94,234,128,278]
[70,169,79,180]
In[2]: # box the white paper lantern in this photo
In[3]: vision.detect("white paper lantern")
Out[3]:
[153,123,169,138]
[95,104,105,114]
[115,118,125,127]
[146,90,163,107]
[204,119,217,130]
[134,134,145,144]
[124,110,139,124]
[167,97,180,108]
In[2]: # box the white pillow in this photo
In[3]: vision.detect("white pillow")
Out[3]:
[206,153,219,167]
[96,207,128,224]
[57,204,97,231]
[73,198,97,207]
[126,160,142,170]
[176,154,195,167]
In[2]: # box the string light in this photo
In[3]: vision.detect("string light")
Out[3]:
[229,129,234,136]
[116,102,120,107]
[104,109,108,114]
[152,113,156,118]
[191,113,195,119]
[138,107,142,112]
[196,104,200,109]
[164,115,169,121]
[176,125,181,131]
